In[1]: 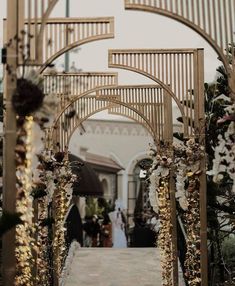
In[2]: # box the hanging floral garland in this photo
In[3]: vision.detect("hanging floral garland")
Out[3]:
[32,151,57,286]
[209,104,235,192]
[13,68,45,286]
[158,178,173,286]
[52,151,76,279]
[15,116,36,286]
[148,145,173,286]
[148,139,205,285]
[174,139,205,285]
[13,68,60,285]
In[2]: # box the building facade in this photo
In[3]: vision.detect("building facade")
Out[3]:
[69,117,182,226]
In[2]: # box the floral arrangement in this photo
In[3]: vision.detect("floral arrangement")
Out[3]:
[147,144,173,286]
[147,139,205,286]
[15,116,36,286]
[52,151,77,278]
[174,138,205,285]
[209,104,235,193]
[12,67,77,285]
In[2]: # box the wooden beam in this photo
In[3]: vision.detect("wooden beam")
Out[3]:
[2,1,19,285]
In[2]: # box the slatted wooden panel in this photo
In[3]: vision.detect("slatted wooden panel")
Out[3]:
[97,85,173,143]
[18,0,58,63]
[28,17,114,69]
[124,0,235,74]
[109,49,204,137]
[43,72,118,115]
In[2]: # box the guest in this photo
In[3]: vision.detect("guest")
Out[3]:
[100,213,112,247]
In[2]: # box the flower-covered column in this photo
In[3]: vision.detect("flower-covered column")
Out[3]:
[148,146,175,286]
[174,139,205,285]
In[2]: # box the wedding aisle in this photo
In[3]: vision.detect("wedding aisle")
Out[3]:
[64,248,186,286]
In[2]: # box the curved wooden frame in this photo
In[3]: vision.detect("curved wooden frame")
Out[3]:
[51,90,157,150]
[96,85,173,143]
[108,48,206,285]
[108,48,205,138]
[37,17,114,72]
[49,82,174,150]
[66,99,156,147]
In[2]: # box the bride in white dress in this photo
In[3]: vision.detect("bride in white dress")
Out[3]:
[109,204,127,248]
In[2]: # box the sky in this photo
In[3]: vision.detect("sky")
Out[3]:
[0,0,222,120]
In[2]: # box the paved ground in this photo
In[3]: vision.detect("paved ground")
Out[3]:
[64,248,185,286]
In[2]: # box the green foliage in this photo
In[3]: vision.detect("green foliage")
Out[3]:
[97,197,114,214]
[85,197,104,218]
[222,236,235,265]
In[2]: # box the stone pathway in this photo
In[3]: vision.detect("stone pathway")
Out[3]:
[64,248,184,286]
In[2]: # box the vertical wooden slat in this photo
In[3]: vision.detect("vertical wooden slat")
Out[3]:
[212,0,218,43]
[191,0,195,23]
[197,0,201,27]
[207,0,212,36]
[218,0,223,48]
[229,0,234,66]
[223,1,228,55]
[28,0,32,59]
[34,0,38,60]
[197,49,208,286]
[201,0,206,31]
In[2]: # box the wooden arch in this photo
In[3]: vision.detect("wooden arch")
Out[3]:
[108,48,207,285]
[66,99,156,145]
[51,94,157,150]
[124,0,235,96]
[35,17,114,72]
[96,85,173,143]
[108,48,204,137]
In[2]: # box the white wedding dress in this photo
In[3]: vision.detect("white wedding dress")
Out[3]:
[109,210,127,248]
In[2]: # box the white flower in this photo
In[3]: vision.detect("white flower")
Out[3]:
[179,197,188,211]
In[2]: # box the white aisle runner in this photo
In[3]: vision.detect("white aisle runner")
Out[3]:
[64,248,163,286]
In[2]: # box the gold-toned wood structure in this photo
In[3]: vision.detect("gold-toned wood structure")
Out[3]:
[2,3,18,286]
[4,0,232,285]
[37,17,114,71]
[3,2,115,285]
[51,84,172,150]
[96,85,173,143]
[15,0,59,64]
[108,48,206,285]
[109,49,205,137]
[124,0,235,98]
[43,72,118,113]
